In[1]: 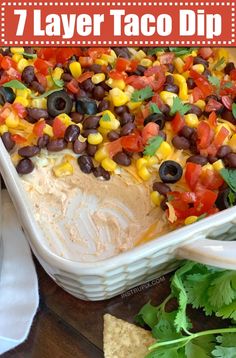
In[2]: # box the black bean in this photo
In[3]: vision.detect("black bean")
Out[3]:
[37,134,49,148]
[158,131,167,141]
[224,62,235,75]
[82,129,97,138]
[47,90,73,117]
[98,99,110,112]
[107,131,120,141]
[86,144,97,156]
[202,69,211,78]
[120,122,135,136]
[0,87,16,105]
[179,125,194,139]
[90,64,102,73]
[114,105,129,115]
[224,153,236,168]
[83,116,100,129]
[136,65,146,74]
[216,188,235,210]
[153,182,171,196]
[27,108,49,122]
[165,75,174,85]
[73,139,87,154]
[160,104,171,116]
[93,166,110,180]
[70,112,84,123]
[159,160,183,183]
[120,112,135,126]
[21,66,35,85]
[193,56,209,67]
[78,155,94,173]
[221,109,236,124]
[18,145,40,158]
[186,78,196,89]
[31,81,45,94]
[172,136,190,150]
[208,155,218,164]
[113,47,131,58]
[186,104,202,117]
[16,158,34,175]
[61,73,73,82]
[76,97,98,115]
[187,155,208,166]
[1,132,15,151]
[99,81,110,92]
[160,198,168,211]
[144,113,165,129]
[93,86,105,100]
[64,124,80,142]
[217,145,232,158]
[164,84,179,94]
[81,79,94,92]
[166,63,174,73]
[47,139,67,152]
[113,152,131,166]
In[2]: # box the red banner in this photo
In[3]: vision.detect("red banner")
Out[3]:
[0,0,235,46]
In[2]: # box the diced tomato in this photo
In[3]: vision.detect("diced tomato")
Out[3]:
[1,56,17,70]
[200,169,224,190]
[159,52,175,65]
[129,59,139,72]
[55,48,76,64]
[194,188,217,214]
[208,111,217,127]
[192,87,204,102]
[125,75,151,89]
[33,120,46,137]
[190,70,213,98]
[205,98,223,113]
[116,58,130,72]
[142,122,159,145]
[34,58,53,75]
[35,73,47,88]
[79,56,94,68]
[77,71,94,83]
[12,103,27,118]
[87,48,110,60]
[144,66,166,91]
[52,117,67,138]
[120,133,144,152]
[185,162,202,190]
[197,121,214,149]
[230,69,236,81]
[213,126,229,148]
[109,70,127,80]
[198,48,213,59]
[11,134,27,144]
[183,56,193,72]
[171,112,185,133]
[37,48,57,60]
[107,138,123,158]
[151,93,164,108]
[221,95,233,110]
[67,79,79,93]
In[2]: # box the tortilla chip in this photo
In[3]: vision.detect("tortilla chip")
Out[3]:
[103,314,156,358]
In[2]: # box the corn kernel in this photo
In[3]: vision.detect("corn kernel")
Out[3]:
[127,101,142,111]
[109,50,117,61]
[101,110,116,120]
[101,158,117,172]
[31,98,47,109]
[98,127,110,137]
[228,134,236,151]
[69,61,82,78]
[160,91,177,106]
[174,57,185,73]
[150,191,164,206]
[212,159,224,172]
[10,47,24,54]
[12,53,23,63]
[17,58,29,72]
[46,75,54,89]
[91,73,105,84]
[140,58,153,67]
[43,124,53,137]
[134,50,146,61]
[191,50,198,57]
[202,163,214,172]
[217,49,229,62]
[87,132,103,145]
[99,118,120,130]
[0,124,8,135]
[53,161,74,177]
[52,67,64,80]
[16,88,31,98]
[101,54,115,64]
[184,216,198,225]
[5,113,19,128]
[173,74,188,100]
[191,64,205,74]
[57,113,72,125]
[194,100,206,111]
[181,71,190,79]
[106,78,126,90]
[14,96,29,107]
[144,156,158,167]
[152,60,160,66]
[95,146,109,162]
[136,158,148,171]
[184,113,199,128]
[109,88,129,107]
[95,59,108,66]
[156,141,172,160]
[138,166,151,181]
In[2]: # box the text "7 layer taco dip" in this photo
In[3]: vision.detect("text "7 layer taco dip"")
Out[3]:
[0,46,236,261]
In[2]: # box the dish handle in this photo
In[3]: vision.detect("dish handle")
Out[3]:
[175,237,236,270]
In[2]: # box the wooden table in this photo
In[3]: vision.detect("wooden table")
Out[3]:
[2,258,226,358]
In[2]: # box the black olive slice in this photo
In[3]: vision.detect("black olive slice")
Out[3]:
[47,90,73,117]
[76,97,98,115]
[215,188,236,211]
[143,113,165,129]
[159,160,183,183]
[0,87,16,105]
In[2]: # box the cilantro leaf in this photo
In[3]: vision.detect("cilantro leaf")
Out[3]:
[147,47,168,56]
[152,311,182,340]
[208,271,236,309]
[184,272,213,310]
[228,191,236,207]
[222,82,233,89]
[232,103,236,119]
[169,47,196,56]
[216,333,236,347]
[3,80,27,90]
[212,346,236,357]
[170,97,191,116]
[30,88,63,99]
[150,102,162,115]
[185,340,212,358]
[131,86,154,102]
[21,52,37,59]
[144,135,163,156]
[134,302,159,329]
[220,168,236,193]
[208,76,220,90]
[216,301,236,320]
[49,68,65,88]
[213,57,225,71]
[102,113,111,122]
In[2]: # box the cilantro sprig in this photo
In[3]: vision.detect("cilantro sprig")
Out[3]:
[144,135,163,156]
[213,57,225,71]
[220,168,236,193]
[3,80,27,90]
[149,103,162,115]
[135,261,236,357]
[131,86,154,103]
[170,97,191,116]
